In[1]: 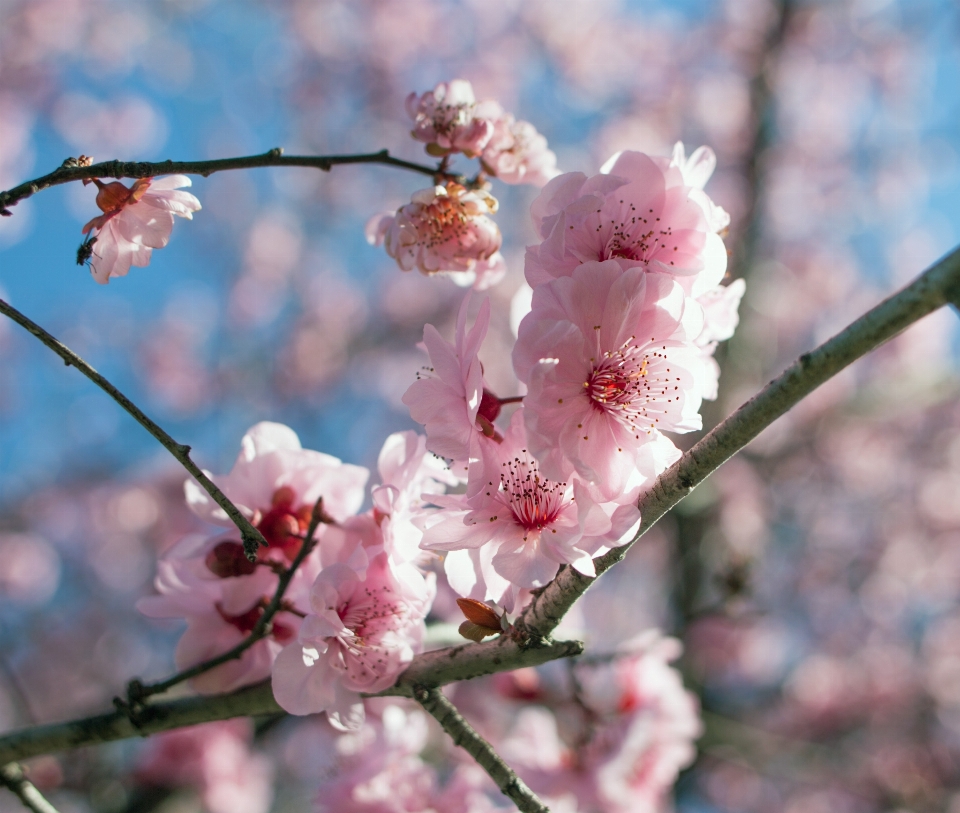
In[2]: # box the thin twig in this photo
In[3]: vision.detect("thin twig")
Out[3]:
[0,298,267,558]
[518,243,960,636]
[127,497,331,703]
[0,149,451,215]
[413,687,549,813]
[0,764,60,813]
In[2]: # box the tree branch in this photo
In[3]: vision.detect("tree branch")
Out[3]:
[0,149,447,215]
[413,687,548,813]
[0,635,583,764]
[0,299,267,558]
[517,243,960,636]
[0,763,60,813]
[125,497,331,706]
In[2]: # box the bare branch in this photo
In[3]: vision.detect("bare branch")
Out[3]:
[0,149,448,215]
[0,298,267,558]
[126,497,332,706]
[518,243,960,636]
[0,763,60,813]
[413,687,549,813]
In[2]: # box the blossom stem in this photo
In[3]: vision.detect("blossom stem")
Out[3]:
[0,763,60,813]
[497,395,524,405]
[122,498,329,706]
[518,242,960,636]
[0,149,452,215]
[413,687,549,813]
[0,298,267,559]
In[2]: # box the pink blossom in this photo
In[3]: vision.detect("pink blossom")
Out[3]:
[371,430,459,564]
[525,150,726,296]
[513,261,701,499]
[419,410,641,608]
[666,141,731,235]
[695,278,746,400]
[366,183,505,289]
[135,720,274,813]
[475,100,559,187]
[271,552,435,729]
[401,295,500,467]
[137,531,313,693]
[406,79,494,157]
[185,421,369,563]
[80,175,201,285]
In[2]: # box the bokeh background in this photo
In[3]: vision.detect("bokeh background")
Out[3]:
[2,0,960,811]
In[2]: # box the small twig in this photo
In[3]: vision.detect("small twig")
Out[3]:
[0,763,60,813]
[0,298,267,558]
[413,687,549,813]
[128,497,330,703]
[0,149,454,214]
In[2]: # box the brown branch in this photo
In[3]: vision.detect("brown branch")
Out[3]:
[413,687,549,813]
[0,298,267,558]
[0,764,60,813]
[0,149,448,215]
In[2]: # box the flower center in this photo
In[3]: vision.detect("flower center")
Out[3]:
[600,203,674,265]
[254,486,312,561]
[498,453,566,534]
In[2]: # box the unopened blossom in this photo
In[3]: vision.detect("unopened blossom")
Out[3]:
[525,149,726,297]
[366,183,505,289]
[271,552,435,729]
[695,278,746,400]
[135,720,274,813]
[80,175,201,284]
[406,79,494,157]
[420,410,641,608]
[402,295,502,469]
[513,261,702,499]
[475,100,559,187]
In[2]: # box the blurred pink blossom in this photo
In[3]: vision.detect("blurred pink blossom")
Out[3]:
[366,183,505,289]
[80,174,200,284]
[406,79,494,157]
[271,552,434,729]
[475,100,559,187]
[695,277,746,400]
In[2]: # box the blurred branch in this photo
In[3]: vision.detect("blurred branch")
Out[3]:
[121,497,332,709]
[0,149,448,215]
[0,298,267,559]
[413,687,548,813]
[0,763,60,813]
[0,636,583,764]
[519,242,960,636]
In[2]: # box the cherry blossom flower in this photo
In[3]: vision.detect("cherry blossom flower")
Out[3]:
[366,183,505,289]
[475,100,559,187]
[137,532,313,693]
[80,175,201,285]
[666,141,731,235]
[695,278,747,400]
[134,720,274,813]
[271,552,435,729]
[525,149,726,297]
[185,421,369,564]
[371,430,459,564]
[406,79,494,157]
[513,261,702,499]
[419,410,641,609]
[401,295,501,468]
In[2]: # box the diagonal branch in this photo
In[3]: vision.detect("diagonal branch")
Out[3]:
[0,298,267,558]
[0,763,60,813]
[0,149,447,215]
[413,687,548,813]
[518,243,960,636]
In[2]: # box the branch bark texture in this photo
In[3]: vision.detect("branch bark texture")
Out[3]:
[414,688,548,813]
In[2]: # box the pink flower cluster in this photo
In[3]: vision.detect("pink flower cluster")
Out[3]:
[400,143,742,612]
[139,422,447,730]
[369,79,559,288]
